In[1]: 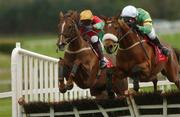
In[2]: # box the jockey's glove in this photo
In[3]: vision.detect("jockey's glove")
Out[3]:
[129,23,139,31]
[84,25,93,32]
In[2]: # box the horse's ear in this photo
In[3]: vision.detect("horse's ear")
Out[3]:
[59,11,64,19]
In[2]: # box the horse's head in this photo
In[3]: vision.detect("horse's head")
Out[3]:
[57,10,79,51]
[102,16,121,54]
[102,16,133,53]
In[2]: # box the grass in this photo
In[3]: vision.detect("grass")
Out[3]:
[161,33,180,48]
[0,70,10,80]
[22,38,64,58]
[0,83,11,92]
[138,84,178,93]
[0,53,11,69]
[0,98,11,117]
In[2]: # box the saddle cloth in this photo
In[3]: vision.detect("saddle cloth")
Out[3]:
[143,36,168,63]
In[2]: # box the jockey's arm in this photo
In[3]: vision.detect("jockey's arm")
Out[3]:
[137,19,153,34]
[92,16,105,30]
[93,22,105,30]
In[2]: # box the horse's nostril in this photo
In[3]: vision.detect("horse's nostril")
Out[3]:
[109,45,113,49]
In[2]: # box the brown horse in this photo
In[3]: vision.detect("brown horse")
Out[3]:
[57,11,128,98]
[102,17,180,92]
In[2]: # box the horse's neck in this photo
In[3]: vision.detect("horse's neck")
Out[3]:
[120,31,140,49]
[68,36,87,51]
[118,21,140,48]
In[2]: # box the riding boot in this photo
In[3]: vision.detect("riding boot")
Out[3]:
[92,41,107,69]
[151,37,170,56]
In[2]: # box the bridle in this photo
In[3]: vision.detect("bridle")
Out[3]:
[57,16,93,54]
[57,17,79,47]
[106,19,132,43]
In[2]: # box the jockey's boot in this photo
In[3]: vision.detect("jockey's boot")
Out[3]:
[151,37,170,56]
[92,41,107,69]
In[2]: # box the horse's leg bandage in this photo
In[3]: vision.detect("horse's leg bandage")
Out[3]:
[58,59,65,81]
[70,60,81,77]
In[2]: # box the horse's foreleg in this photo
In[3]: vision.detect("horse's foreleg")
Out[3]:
[66,59,81,90]
[106,68,115,99]
[161,51,180,90]
[58,58,67,93]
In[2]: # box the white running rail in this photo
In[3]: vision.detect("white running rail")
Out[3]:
[11,43,91,117]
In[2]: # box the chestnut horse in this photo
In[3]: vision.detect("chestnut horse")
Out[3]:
[57,11,128,98]
[102,17,180,92]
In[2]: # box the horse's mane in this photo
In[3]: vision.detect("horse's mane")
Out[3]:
[104,16,125,28]
[64,10,79,21]
[117,19,127,28]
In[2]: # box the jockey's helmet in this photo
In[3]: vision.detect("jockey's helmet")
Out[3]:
[121,5,138,18]
[80,10,93,21]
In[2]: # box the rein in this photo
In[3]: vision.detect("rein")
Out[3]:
[116,20,148,52]
[58,17,93,54]
[117,28,132,43]
[65,47,91,54]
[118,40,146,50]
[117,20,150,60]
[61,19,79,45]
[106,20,132,43]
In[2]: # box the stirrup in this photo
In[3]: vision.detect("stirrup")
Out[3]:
[99,59,107,69]
[161,47,170,56]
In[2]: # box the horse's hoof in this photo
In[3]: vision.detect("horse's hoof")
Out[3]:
[108,91,115,99]
[18,97,26,105]
[133,87,139,92]
[59,84,67,93]
[65,83,74,90]
[59,87,67,93]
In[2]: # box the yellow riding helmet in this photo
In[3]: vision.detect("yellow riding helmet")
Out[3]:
[80,10,93,20]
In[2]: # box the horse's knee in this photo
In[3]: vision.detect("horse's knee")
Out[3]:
[58,58,68,81]
[59,57,65,65]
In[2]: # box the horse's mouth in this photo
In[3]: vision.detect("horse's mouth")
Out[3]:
[104,46,114,54]
[58,43,66,51]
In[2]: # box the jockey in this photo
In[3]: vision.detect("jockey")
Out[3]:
[121,5,170,56]
[79,9,106,69]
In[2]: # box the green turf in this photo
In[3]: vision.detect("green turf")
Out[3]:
[0,53,11,69]
[161,33,180,48]
[0,83,11,92]
[22,38,64,58]
[0,98,11,117]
